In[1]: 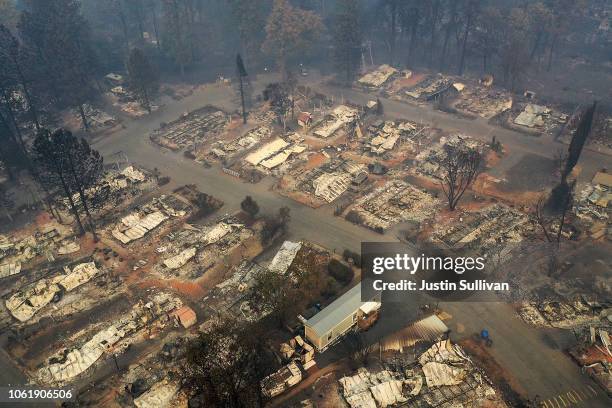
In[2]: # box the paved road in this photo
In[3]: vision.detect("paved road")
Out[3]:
[90,75,610,406]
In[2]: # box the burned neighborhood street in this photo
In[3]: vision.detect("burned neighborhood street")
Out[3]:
[0,1,610,407]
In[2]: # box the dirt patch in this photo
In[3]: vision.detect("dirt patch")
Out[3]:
[460,338,528,407]
[386,73,428,93]
[304,152,328,170]
[472,174,541,207]
[501,154,558,192]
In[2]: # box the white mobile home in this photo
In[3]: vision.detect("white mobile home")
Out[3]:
[303,284,381,352]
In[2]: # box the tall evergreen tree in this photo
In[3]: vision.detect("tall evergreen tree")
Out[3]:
[333,0,362,85]
[19,0,99,130]
[32,129,86,235]
[0,24,40,131]
[262,0,323,80]
[68,137,104,240]
[229,0,267,65]
[127,48,159,113]
[32,128,104,237]
[161,0,197,76]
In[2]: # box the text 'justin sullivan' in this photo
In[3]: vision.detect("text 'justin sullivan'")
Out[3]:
[372,279,510,292]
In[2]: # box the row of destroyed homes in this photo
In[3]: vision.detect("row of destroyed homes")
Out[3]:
[355,64,609,148]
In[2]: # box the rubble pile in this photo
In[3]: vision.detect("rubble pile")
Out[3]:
[62,165,153,213]
[151,106,227,151]
[245,138,307,171]
[261,362,303,398]
[347,180,439,230]
[404,74,452,100]
[0,227,71,266]
[519,299,603,329]
[5,261,99,322]
[110,195,190,245]
[340,340,502,408]
[574,175,610,233]
[133,380,180,408]
[413,134,486,179]
[72,104,117,130]
[38,292,182,385]
[268,241,302,275]
[312,105,359,139]
[364,120,427,155]
[451,85,513,119]
[211,125,272,160]
[280,335,315,369]
[357,65,399,89]
[567,323,612,396]
[202,260,269,323]
[155,217,251,278]
[433,205,528,253]
[512,103,567,133]
[297,159,365,203]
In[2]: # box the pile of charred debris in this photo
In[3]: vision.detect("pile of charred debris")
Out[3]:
[209,125,273,162]
[359,119,429,158]
[432,204,530,256]
[105,73,158,118]
[574,171,611,241]
[568,322,612,397]
[109,194,190,245]
[444,81,513,119]
[346,179,439,232]
[412,134,487,180]
[152,216,253,280]
[291,158,366,204]
[150,106,228,152]
[0,224,76,279]
[504,102,569,136]
[519,297,608,329]
[37,291,183,386]
[59,165,157,219]
[339,339,506,408]
[242,136,307,174]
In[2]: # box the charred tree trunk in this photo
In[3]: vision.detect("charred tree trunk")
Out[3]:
[67,151,97,241]
[429,1,440,68]
[13,60,40,130]
[59,172,85,235]
[78,104,89,132]
[389,1,397,66]
[439,1,458,71]
[547,33,557,72]
[239,75,247,124]
[151,4,161,52]
[458,12,473,76]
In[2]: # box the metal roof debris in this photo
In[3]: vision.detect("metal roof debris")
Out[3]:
[268,241,302,274]
[133,380,179,408]
[0,262,21,279]
[6,262,99,322]
[163,247,197,269]
[261,361,303,398]
[358,65,398,88]
[38,292,182,385]
[245,138,290,165]
[313,105,359,138]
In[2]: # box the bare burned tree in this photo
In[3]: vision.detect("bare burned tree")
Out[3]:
[534,181,576,246]
[533,181,575,276]
[439,146,482,211]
